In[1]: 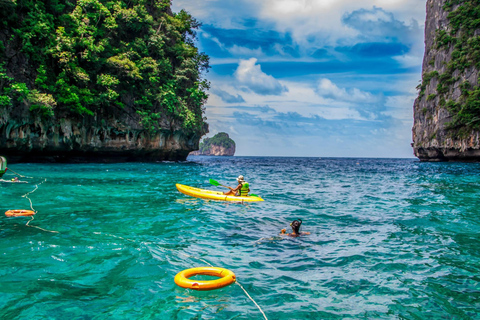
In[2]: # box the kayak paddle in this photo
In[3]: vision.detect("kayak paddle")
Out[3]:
[209,178,229,189]
[209,179,261,198]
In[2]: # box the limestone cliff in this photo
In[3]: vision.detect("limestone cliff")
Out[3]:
[412,0,480,161]
[0,114,206,162]
[190,132,235,156]
[0,0,209,163]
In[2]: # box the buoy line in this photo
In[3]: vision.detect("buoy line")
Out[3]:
[235,281,268,320]
[21,178,58,233]
[22,178,46,212]
[25,215,58,233]
[5,172,58,233]
[5,167,33,178]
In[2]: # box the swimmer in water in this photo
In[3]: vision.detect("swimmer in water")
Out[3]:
[280,219,310,237]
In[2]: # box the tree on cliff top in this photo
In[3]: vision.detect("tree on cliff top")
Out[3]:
[199,132,235,154]
[0,0,209,135]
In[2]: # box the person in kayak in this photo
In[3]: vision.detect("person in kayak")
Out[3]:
[224,175,250,196]
[280,219,310,237]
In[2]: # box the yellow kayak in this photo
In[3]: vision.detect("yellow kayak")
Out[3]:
[176,184,264,202]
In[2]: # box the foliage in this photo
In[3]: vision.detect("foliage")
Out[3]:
[198,132,235,154]
[416,70,439,99]
[425,0,480,131]
[0,0,209,133]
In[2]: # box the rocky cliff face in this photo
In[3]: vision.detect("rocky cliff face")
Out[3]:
[0,1,209,162]
[0,114,204,162]
[412,0,480,161]
[189,132,235,156]
[190,144,235,156]
[0,70,204,162]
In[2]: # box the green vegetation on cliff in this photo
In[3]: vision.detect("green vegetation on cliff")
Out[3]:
[418,0,480,134]
[198,132,235,154]
[0,0,209,134]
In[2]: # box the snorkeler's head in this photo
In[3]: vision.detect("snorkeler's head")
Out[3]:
[290,219,302,234]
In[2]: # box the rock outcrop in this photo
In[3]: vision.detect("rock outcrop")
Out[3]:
[0,115,205,162]
[190,132,235,156]
[189,144,235,156]
[412,0,480,161]
[0,0,208,163]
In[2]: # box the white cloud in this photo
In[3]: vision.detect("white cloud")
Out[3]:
[172,0,424,158]
[245,0,426,45]
[356,10,392,22]
[201,32,225,49]
[316,78,377,103]
[175,0,426,67]
[211,88,245,103]
[394,54,423,67]
[172,0,256,29]
[175,0,427,46]
[341,6,422,46]
[234,58,288,95]
[227,45,264,57]
[384,95,415,121]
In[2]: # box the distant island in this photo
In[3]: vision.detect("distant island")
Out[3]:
[190,132,235,156]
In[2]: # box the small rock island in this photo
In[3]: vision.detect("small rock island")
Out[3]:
[190,132,235,156]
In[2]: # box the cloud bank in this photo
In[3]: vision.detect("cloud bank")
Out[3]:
[171,0,427,157]
[234,58,288,95]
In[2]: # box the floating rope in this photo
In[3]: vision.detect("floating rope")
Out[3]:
[22,178,57,233]
[5,167,33,179]
[22,178,46,213]
[4,169,58,233]
[26,215,58,233]
[235,281,268,320]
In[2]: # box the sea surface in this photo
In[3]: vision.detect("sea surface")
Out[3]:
[1,156,479,319]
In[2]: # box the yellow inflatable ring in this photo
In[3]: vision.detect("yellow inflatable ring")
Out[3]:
[5,209,35,217]
[174,267,236,291]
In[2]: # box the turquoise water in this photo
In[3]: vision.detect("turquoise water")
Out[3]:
[1,156,479,319]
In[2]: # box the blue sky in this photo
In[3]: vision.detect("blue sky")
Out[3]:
[172,0,427,157]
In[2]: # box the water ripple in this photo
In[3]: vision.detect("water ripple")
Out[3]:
[1,158,480,319]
